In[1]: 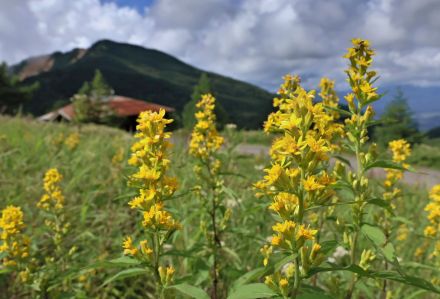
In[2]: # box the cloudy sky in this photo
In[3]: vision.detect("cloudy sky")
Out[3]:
[1,0,439,91]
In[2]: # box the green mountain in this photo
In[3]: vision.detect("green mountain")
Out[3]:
[12,40,273,129]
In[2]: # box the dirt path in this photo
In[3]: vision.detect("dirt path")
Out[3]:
[236,144,440,189]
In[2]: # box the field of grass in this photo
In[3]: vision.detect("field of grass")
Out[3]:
[0,116,273,298]
[1,115,439,299]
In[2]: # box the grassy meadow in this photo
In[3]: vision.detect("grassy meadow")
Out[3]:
[0,114,439,298]
[2,40,440,299]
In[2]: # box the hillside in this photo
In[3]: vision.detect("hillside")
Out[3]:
[12,40,274,129]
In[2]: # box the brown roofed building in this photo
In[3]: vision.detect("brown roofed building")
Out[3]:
[38,95,175,131]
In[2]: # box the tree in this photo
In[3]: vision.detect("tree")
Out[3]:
[72,69,114,124]
[0,62,38,114]
[182,73,229,130]
[373,89,422,145]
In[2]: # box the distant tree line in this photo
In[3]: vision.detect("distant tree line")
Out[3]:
[0,62,39,115]
[372,89,423,146]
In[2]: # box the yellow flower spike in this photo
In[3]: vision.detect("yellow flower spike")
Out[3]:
[38,168,65,211]
[423,184,440,259]
[0,205,30,269]
[64,132,80,150]
[122,236,138,256]
[126,109,180,293]
[189,94,224,159]
[388,139,411,163]
[258,72,341,297]
[260,245,273,267]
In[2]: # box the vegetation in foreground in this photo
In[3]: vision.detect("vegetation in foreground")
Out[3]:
[1,39,440,299]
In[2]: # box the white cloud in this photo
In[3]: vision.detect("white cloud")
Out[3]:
[0,0,439,91]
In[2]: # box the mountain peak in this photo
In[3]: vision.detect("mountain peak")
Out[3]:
[12,40,273,129]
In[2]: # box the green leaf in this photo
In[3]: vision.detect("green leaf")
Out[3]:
[333,155,352,168]
[323,105,352,117]
[361,224,386,246]
[168,283,210,299]
[367,198,394,215]
[101,268,149,287]
[231,267,268,292]
[227,283,277,299]
[382,243,396,262]
[364,160,411,172]
[108,256,142,266]
[406,290,428,299]
[307,264,440,294]
[402,262,440,273]
[319,240,338,255]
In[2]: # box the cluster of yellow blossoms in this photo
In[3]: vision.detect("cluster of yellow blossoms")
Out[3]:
[0,206,30,269]
[64,132,80,150]
[344,39,379,109]
[343,39,377,148]
[38,168,65,211]
[424,185,440,256]
[319,77,340,119]
[256,74,341,296]
[189,94,224,161]
[37,168,72,259]
[383,139,411,203]
[124,109,179,288]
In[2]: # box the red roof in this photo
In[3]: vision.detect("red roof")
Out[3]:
[109,96,175,116]
[39,95,175,121]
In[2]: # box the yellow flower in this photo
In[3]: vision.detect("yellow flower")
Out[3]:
[0,206,25,237]
[303,176,325,192]
[128,188,156,209]
[64,132,80,150]
[424,225,436,237]
[279,278,288,288]
[273,220,297,234]
[122,236,138,256]
[269,192,299,217]
[260,245,273,267]
[140,240,153,257]
[0,206,30,268]
[296,225,317,241]
[430,184,440,202]
[38,168,65,211]
[189,94,224,159]
[388,139,411,163]
[142,203,180,231]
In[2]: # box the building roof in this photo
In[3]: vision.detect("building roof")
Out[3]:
[38,95,175,121]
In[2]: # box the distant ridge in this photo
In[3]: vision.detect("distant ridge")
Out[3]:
[12,40,274,129]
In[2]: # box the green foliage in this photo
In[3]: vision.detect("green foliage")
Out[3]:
[373,90,422,145]
[427,126,440,139]
[407,139,440,169]
[72,69,116,124]
[1,115,440,298]
[183,73,211,129]
[182,73,229,130]
[0,62,39,115]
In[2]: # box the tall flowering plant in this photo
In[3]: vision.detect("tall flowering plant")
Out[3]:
[189,93,228,298]
[255,75,342,298]
[0,205,30,283]
[36,168,77,295]
[124,109,180,298]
